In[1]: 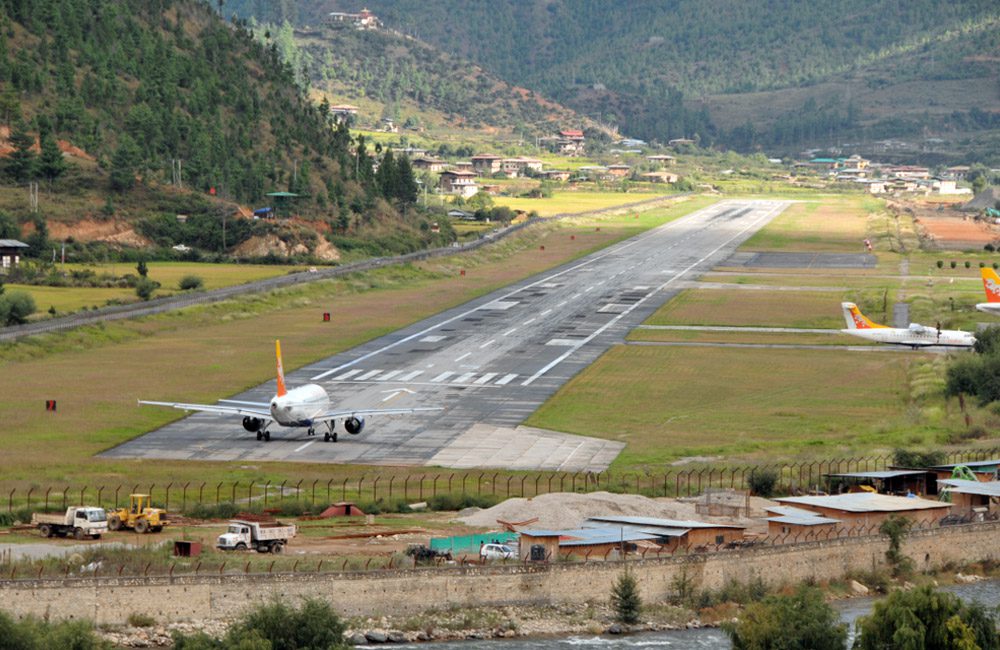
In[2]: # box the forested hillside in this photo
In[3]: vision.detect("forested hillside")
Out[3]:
[0,0,446,260]
[243,0,1000,157]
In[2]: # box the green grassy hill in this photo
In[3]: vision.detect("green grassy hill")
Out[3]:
[251,0,1000,160]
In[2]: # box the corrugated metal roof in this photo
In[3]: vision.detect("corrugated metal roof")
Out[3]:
[933,460,1000,470]
[765,505,824,518]
[777,493,950,513]
[0,239,28,247]
[768,515,842,526]
[586,516,745,529]
[559,531,661,547]
[826,470,928,479]
[518,530,565,538]
[938,479,1000,498]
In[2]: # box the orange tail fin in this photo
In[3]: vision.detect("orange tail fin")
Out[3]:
[982,267,1000,303]
[841,302,887,329]
[275,340,287,397]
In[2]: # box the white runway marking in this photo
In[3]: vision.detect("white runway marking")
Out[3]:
[294,440,316,453]
[455,352,471,362]
[454,372,476,383]
[333,369,362,381]
[503,328,518,336]
[431,371,455,382]
[474,373,497,385]
[479,339,495,349]
[398,370,424,381]
[540,309,552,316]
[496,374,518,385]
[523,318,536,325]
[375,370,402,381]
[356,369,384,381]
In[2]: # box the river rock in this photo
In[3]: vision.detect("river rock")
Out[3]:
[607,623,623,635]
[850,579,870,595]
[956,573,983,584]
[386,630,406,643]
[365,630,388,643]
[348,632,368,645]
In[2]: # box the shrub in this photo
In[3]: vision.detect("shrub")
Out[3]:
[965,261,972,268]
[184,502,243,520]
[127,612,156,628]
[0,610,109,649]
[178,275,204,291]
[425,493,499,511]
[0,290,36,325]
[951,261,957,268]
[937,259,944,268]
[747,468,779,497]
[892,448,947,468]
[723,586,847,650]
[986,244,995,252]
[994,263,998,270]
[135,277,159,301]
[611,570,642,624]
[880,515,914,578]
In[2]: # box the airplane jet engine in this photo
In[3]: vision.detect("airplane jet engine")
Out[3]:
[344,417,365,435]
[242,416,264,432]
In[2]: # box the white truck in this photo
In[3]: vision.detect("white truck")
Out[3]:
[216,519,296,554]
[32,507,108,540]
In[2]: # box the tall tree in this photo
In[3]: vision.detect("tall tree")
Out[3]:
[5,119,36,181]
[38,129,67,181]
[110,134,141,192]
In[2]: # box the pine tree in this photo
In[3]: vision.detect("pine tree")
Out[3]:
[110,134,141,192]
[395,156,418,205]
[38,130,67,181]
[5,119,36,181]
[611,570,642,625]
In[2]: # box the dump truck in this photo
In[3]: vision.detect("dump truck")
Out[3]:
[32,507,107,540]
[107,494,168,533]
[216,519,296,554]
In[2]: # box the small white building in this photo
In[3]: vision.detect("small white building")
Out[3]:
[439,170,479,198]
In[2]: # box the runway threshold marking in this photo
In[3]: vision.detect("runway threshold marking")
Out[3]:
[309,200,766,382]
[520,202,787,386]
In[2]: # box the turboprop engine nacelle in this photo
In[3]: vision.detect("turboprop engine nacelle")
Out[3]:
[242,416,264,432]
[344,417,365,435]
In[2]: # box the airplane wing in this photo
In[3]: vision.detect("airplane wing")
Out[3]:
[314,406,443,422]
[138,400,271,418]
[219,398,272,407]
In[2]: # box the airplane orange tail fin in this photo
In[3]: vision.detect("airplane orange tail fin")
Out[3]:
[275,339,287,397]
[982,267,1000,303]
[841,302,887,330]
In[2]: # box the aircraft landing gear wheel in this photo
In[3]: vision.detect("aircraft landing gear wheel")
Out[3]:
[332,432,338,443]
[308,427,315,436]
[323,432,330,442]
[256,431,263,441]
[263,430,271,442]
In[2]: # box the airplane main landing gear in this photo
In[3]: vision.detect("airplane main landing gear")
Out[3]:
[261,430,271,442]
[256,431,262,441]
[307,427,316,436]
[324,422,337,443]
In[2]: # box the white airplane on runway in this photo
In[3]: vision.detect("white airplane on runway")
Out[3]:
[840,302,975,349]
[140,341,441,442]
[976,267,1000,315]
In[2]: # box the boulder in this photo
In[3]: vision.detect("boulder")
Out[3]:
[348,632,368,645]
[850,579,869,595]
[365,630,388,643]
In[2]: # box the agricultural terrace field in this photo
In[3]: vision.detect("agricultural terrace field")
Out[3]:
[739,195,879,253]
[62,261,301,290]
[495,190,669,217]
[525,345,966,467]
[0,196,715,488]
[6,284,134,314]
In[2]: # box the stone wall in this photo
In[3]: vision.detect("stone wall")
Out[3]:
[2,522,997,625]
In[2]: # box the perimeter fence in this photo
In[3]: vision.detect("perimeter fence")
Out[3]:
[4,446,997,515]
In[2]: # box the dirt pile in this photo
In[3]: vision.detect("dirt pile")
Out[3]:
[458,491,769,531]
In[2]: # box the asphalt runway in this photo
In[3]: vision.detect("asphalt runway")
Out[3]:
[102,200,789,471]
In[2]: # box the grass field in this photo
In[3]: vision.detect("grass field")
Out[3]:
[495,190,668,217]
[740,196,877,253]
[0,196,711,488]
[6,284,135,314]
[60,262,301,290]
[643,288,892,329]
[626,329,866,346]
[525,345,964,467]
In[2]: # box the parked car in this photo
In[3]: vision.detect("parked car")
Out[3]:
[479,543,515,560]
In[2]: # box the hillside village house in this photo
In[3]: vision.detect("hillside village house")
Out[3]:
[501,157,543,178]
[327,8,381,30]
[438,170,479,198]
[639,171,679,183]
[606,164,631,178]
[647,154,676,166]
[541,129,585,156]
[328,105,358,124]
[0,239,27,272]
[540,170,571,182]
[668,138,695,147]
[453,161,474,172]
[410,156,448,173]
[470,153,502,175]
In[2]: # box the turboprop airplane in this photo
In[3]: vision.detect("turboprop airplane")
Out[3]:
[140,341,441,442]
[840,302,975,349]
[976,267,1000,315]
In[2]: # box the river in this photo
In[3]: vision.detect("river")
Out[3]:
[376,580,1000,649]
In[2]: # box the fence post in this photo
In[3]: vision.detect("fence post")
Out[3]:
[8,488,14,513]
[373,476,380,502]
[279,480,287,504]
[506,476,513,497]
[448,473,454,495]
[388,477,394,500]
[311,479,318,506]
[326,479,333,504]
[231,481,239,506]
[79,486,86,507]
[341,478,348,502]
[358,476,365,501]
[164,482,172,511]
[181,482,189,512]
[198,482,205,506]
[478,473,484,496]
[519,475,527,497]
[247,482,254,507]
[61,486,69,509]
[294,480,302,503]
[216,482,223,505]
[44,487,51,511]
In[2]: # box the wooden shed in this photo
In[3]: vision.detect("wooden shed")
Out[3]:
[775,493,951,529]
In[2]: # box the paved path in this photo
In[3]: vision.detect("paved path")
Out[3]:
[102,200,789,471]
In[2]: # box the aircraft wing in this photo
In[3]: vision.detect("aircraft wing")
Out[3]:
[219,398,272,407]
[314,406,443,422]
[138,400,271,418]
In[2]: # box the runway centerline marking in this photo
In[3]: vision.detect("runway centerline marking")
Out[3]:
[479,339,495,349]
[455,352,471,362]
[311,200,780,381]
[521,202,787,386]
[294,440,316,453]
[503,328,518,336]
